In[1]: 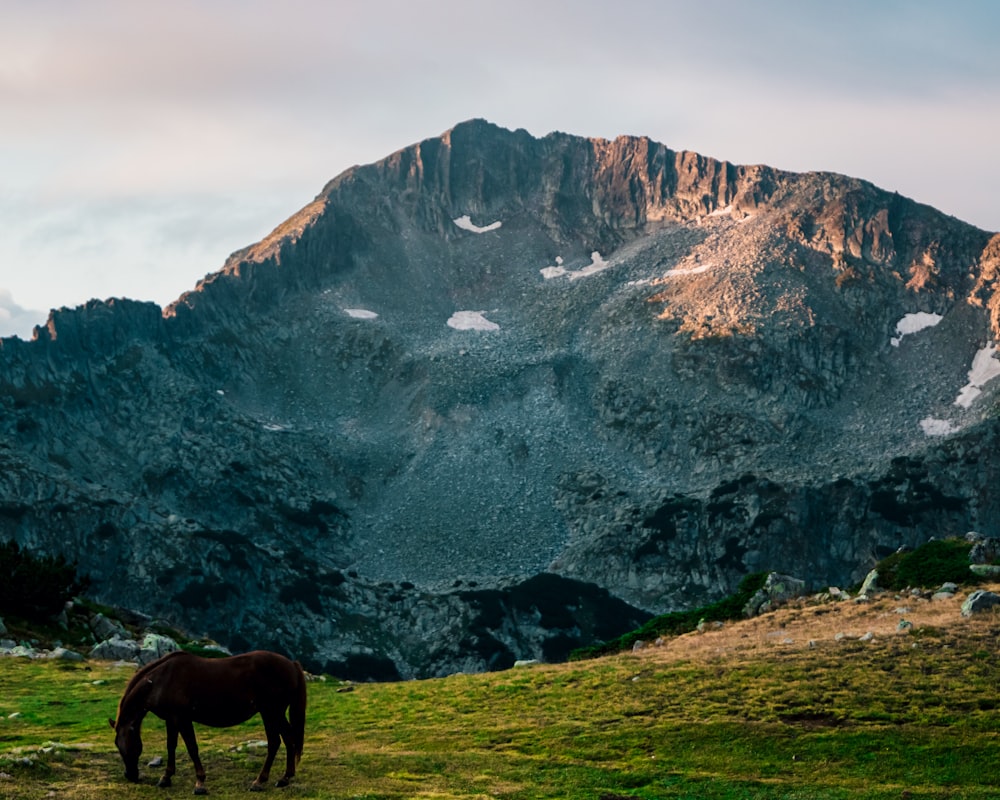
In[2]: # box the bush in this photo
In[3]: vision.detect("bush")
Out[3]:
[876,538,974,591]
[0,540,89,620]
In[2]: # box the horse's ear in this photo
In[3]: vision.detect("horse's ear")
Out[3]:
[109,718,117,730]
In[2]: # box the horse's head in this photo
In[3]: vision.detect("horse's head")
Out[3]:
[109,716,142,782]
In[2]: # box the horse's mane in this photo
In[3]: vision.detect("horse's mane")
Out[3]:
[115,651,189,725]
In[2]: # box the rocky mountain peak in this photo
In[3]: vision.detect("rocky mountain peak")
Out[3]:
[2,121,999,678]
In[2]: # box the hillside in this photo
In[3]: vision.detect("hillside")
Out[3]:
[2,119,1000,678]
[2,585,999,798]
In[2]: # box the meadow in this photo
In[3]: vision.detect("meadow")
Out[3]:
[2,588,998,799]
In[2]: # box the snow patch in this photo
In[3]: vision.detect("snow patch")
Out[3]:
[920,417,959,437]
[540,252,609,280]
[708,205,733,217]
[890,312,943,347]
[954,342,1000,408]
[447,311,500,331]
[540,256,566,280]
[453,215,502,234]
[345,308,379,320]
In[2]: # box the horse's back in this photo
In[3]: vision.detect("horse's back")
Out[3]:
[151,649,297,675]
[236,651,303,689]
[144,650,303,728]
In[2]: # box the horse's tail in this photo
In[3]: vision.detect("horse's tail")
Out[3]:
[290,660,307,763]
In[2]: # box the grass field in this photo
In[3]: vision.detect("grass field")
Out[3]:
[2,588,999,799]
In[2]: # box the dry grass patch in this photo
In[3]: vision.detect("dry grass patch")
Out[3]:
[643,583,1000,666]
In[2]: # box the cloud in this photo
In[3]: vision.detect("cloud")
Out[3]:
[0,0,998,326]
[0,289,46,340]
[0,191,303,318]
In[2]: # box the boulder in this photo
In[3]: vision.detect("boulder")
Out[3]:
[138,633,178,664]
[961,590,1000,617]
[90,632,179,664]
[90,634,141,662]
[744,573,806,617]
[968,535,1000,565]
[90,613,129,642]
[858,569,880,597]
[48,646,85,662]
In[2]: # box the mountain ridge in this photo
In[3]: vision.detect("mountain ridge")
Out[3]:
[3,119,1000,678]
[10,119,997,350]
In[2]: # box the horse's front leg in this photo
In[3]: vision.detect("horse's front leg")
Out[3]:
[177,719,208,795]
[157,721,178,788]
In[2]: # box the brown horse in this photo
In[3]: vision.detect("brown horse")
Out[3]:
[110,650,306,794]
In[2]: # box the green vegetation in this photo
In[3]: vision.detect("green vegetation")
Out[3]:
[0,540,88,620]
[874,538,976,591]
[571,572,768,659]
[2,611,1000,799]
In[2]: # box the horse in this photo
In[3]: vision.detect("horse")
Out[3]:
[110,649,307,794]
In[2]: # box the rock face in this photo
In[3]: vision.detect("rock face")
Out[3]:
[2,119,1000,678]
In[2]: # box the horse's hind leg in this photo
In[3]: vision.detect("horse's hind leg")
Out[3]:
[252,711,296,790]
[250,714,281,791]
[276,713,297,788]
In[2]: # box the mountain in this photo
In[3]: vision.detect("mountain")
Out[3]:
[2,119,1000,678]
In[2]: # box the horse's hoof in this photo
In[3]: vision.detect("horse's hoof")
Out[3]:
[193,787,208,796]
[249,782,265,793]
[158,776,172,788]
[276,776,290,788]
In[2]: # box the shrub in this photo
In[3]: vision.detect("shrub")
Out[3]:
[0,540,89,619]
[877,538,974,591]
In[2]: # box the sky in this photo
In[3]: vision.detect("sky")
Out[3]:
[2,0,999,338]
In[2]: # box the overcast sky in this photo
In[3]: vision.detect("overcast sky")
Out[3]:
[2,0,998,338]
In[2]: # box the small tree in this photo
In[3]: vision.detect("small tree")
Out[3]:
[0,540,89,620]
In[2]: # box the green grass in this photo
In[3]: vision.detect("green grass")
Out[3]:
[2,617,1000,800]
